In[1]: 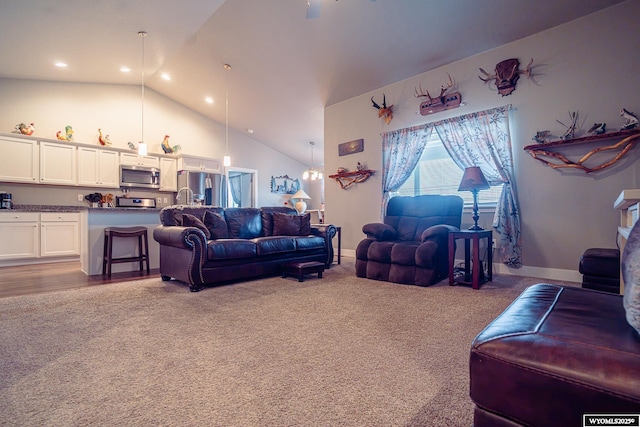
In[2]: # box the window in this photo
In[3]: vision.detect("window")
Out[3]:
[391,133,502,206]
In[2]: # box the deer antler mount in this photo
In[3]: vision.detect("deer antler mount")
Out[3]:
[414,73,462,116]
[478,58,534,96]
[371,94,393,125]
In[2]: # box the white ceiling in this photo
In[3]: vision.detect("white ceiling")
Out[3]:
[0,0,626,165]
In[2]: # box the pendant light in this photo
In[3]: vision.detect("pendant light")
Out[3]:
[223,63,231,167]
[303,141,323,180]
[138,31,148,156]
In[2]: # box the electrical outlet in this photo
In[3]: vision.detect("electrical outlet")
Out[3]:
[492,238,497,248]
[77,194,83,202]
[163,197,168,203]
[157,197,162,203]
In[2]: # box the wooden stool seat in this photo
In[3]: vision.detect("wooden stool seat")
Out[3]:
[103,226,150,278]
[281,261,324,282]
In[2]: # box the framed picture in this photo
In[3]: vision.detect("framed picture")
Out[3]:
[339,139,364,156]
[270,175,300,194]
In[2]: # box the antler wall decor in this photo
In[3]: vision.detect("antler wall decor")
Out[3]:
[371,94,393,125]
[478,58,534,96]
[414,73,462,116]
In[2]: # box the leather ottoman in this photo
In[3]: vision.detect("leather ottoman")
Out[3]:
[579,247,620,294]
[470,283,640,427]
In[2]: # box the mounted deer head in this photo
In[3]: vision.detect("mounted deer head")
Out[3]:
[371,94,393,125]
[478,58,534,96]
[414,74,462,116]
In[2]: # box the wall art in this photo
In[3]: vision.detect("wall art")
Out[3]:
[339,139,364,156]
[270,175,300,194]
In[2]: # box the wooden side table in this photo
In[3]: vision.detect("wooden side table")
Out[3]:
[448,229,493,290]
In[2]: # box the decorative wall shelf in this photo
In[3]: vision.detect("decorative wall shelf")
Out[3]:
[523,129,640,173]
[328,169,375,189]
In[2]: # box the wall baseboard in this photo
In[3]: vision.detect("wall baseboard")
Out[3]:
[340,249,583,284]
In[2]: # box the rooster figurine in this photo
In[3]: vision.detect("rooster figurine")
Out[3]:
[98,128,112,146]
[161,134,181,154]
[56,125,74,141]
[13,122,35,135]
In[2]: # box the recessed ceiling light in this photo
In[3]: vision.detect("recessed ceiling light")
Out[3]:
[120,67,131,73]
[161,73,171,81]
[205,97,214,104]
[54,61,68,68]
[246,128,254,134]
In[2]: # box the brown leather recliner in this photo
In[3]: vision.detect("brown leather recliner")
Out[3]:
[355,195,463,286]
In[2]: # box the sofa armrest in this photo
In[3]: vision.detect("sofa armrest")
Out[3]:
[153,225,208,250]
[312,224,337,267]
[421,224,459,242]
[362,223,397,241]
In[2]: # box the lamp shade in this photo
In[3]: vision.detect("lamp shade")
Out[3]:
[458,167,490,191]
[291,189,311,200]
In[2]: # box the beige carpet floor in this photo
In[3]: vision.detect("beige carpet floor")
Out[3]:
[0,259,578,426]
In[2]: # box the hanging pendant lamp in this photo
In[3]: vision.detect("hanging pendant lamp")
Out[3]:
[138,31,148,156]
[223,63,232,167]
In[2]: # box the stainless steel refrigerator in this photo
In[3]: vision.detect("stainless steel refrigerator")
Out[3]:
[176,171,227,206]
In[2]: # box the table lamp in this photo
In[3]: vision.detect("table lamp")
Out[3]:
[458,166,490,230]
[291,189,311,215]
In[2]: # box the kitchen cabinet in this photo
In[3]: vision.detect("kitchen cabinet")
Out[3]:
[0,212,39,260]
[40,213,80,257]
[177,155,221,173]
[0,136,39,183]
[40,141,77,185]
[120,152,160,168]
[77,146,120,188]
[160,157,178,191]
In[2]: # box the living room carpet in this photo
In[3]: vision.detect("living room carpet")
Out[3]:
[0,259,578,427]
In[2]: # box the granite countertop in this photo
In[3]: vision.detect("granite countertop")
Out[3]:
[8,205,162,212]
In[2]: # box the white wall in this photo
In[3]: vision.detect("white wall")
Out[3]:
[324,0,640,279]
[0,79,316,209]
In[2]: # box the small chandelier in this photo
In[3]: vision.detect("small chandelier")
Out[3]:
[303,141,323,180]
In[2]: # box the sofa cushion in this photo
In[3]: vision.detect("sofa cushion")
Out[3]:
[181,213,211,240]
[254,236,296,256]
[203,210,229,239]
[225,208,262,239]
[273,212,311,236]
[208,239,257,260]
[294,235,325,251]
[390,241,420,265]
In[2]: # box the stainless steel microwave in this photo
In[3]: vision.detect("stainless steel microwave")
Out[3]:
[119,165,160,189]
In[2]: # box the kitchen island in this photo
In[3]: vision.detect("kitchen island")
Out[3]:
[80,207,161,275]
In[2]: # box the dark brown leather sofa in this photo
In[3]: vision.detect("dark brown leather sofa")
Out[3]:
[355,195,463,286]
[470,283,640,426]
[153,205,336,292]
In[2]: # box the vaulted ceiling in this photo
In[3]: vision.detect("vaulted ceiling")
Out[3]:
[0,0,625,165]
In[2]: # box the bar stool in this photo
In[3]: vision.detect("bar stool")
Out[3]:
[102,226,150,277]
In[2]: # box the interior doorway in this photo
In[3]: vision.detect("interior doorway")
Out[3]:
[227,167,258,208]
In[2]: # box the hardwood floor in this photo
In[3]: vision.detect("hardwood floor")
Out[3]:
[0,262,160,299]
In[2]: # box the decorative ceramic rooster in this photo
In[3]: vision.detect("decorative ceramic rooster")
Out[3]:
[98,128,112,146]
[161,134,181,154]
[14,122,35,135]
[56,125,74,141]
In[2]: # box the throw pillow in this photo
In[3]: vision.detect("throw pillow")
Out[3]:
[181,213,211,240]
[203,210,229,239]
[273,212,311,236]
[622,220,640,336]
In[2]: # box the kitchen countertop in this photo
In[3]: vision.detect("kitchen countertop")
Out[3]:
[6,205,163,213]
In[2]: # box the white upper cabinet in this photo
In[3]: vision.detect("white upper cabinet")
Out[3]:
[77,146,120,188]
[160,157,177,192]
[120,152,160,168]
[177,155,221,173]
[40,141,77,185]
[0,136,39,183]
